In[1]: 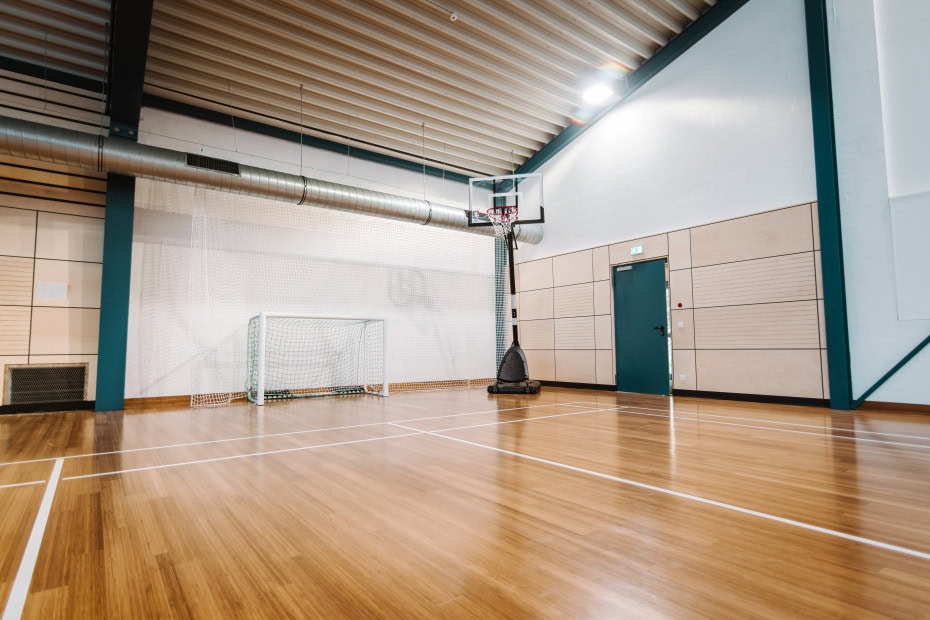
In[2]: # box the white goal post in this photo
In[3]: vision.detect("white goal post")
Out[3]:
[247,313,388,406]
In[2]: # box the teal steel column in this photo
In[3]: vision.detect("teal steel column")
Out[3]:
[95,173,135,411]
[804,0,853,409]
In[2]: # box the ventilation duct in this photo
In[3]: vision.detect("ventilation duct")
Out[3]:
[0,116,542,244]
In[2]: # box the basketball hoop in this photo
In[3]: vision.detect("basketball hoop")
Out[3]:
[487,205,518,239]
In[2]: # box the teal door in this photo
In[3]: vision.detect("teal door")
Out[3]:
[613,259,670,395]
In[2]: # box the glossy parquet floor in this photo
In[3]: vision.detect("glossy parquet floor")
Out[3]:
[1,388,930,618]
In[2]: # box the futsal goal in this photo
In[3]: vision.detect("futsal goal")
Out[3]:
[247,313,387,406]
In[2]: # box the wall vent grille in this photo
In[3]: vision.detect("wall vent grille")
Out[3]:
[4,364,87,405]
[185,153,241,175]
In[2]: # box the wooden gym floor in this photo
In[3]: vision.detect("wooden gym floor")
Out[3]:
[1,388,929,618]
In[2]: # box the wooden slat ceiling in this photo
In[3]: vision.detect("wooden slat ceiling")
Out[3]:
[1,0,714,177]
[0,0,110,82]
[146,0,713,176]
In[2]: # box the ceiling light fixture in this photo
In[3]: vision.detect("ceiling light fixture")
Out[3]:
[582,83,614,105]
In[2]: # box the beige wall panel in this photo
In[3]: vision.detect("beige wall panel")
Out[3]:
[555,350,597,384]
[0,207,37,257]
[0,194,105,219]
[0,153,106,180]
[668,229,692,271]
[593,280,611,316]
[812,202,820,251]
[821,349,829,399]
[594,315,613,350]
[32,260,102,308]
[0,179,105,206]
[554,316,595,350]
[518,289,553,320]
[609,234,669,266]
[696,349,823,398]
[29,307,100,355]
[692,253,816,308]
[672,349,696,390]
[518,258,553,291]
[35,212,105,262]
[0,256,34,305]
[524,349,555,381]
[552,250,593,287]
[669,269,693,310]
[815,250,823,299]
[592,246,610,281]
[553,283,594,318]
[595,349,614,385]
[27,355,98,401]
[671,309,694,350]
[520,319,554,350]
[690,205,814,267]
[693,301,821,349]
[0,306,31,355]
[0,164,106,193]
[818,300,826,349]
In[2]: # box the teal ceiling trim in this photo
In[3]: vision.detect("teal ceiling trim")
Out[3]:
[142,94,474,184]
[852,333,930,408]
[517,0,751,174]
[804,0,853,410]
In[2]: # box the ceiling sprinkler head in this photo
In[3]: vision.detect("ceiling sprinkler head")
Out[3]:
[449,11,458,21]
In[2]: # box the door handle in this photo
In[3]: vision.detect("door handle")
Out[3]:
[653,325,666,337]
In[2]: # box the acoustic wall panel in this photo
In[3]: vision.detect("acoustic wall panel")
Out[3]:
[552,249,593,287]
[554,317,595,350]
[668,229,692,271]
[594,315,612,350]
[520,319,554,350]
[35,212,105,262]
[671,309,694,349]
[29,308,100,355]
[0,307,31,355]
[553,283,594,318]
[0,256,34,306]
[518,289,553,320]
[692,253,816,307]
[693,301,821,349]
[669,269,693,310]
[555,350,597,384]
[32,260,103,308]
[593,280,611,316]
[592,246,610,281]
[673,349,696,390]
[595,349,613,385]
[690,204,814,267]
[518,258,553,291]
[609,234,669,266]
[0,207,37,257]
[696,349,823,398]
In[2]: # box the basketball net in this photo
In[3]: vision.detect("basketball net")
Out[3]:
[487,205,517,239]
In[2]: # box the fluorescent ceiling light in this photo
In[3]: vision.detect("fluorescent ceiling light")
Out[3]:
[582,83,613,105]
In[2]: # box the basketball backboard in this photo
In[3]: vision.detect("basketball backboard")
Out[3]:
[467,173,545,227]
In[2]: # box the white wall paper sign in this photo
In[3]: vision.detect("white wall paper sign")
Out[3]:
[35,282,68,300]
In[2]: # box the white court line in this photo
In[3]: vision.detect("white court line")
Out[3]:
[564,404,930,451]
[389,423,930,563]
[0,402,585,470]
[2,459,63,620]
[428,407,622,433]
[575,401,930,442]
[0,481,46,491]
[62,432,424,481]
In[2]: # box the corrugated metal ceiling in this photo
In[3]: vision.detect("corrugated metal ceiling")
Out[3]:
[1,0,714,177]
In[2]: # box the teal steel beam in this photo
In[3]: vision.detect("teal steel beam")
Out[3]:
[95,173,135,411]
[804,0,853,409]
[852,333,930,408]
[517,0,751,174]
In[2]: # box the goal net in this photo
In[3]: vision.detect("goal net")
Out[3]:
[247,314,386,405]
